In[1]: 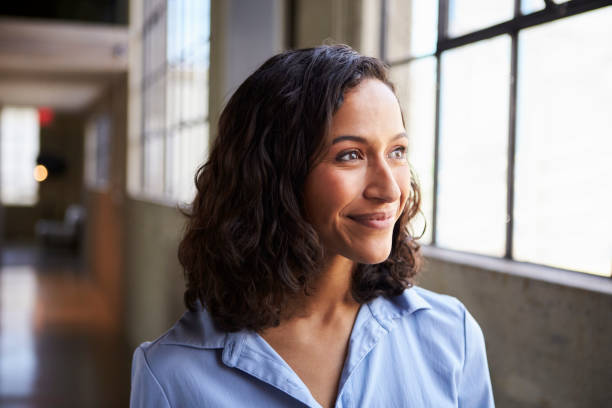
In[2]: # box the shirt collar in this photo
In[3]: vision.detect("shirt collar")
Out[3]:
[367,286,432,331]
[159,303,228,349]
[160,287,431,349]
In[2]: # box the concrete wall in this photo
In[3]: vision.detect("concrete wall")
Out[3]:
[209,0,286,144]
[123,198,185,347]
[293,0,363,50]
[419,253,612,408]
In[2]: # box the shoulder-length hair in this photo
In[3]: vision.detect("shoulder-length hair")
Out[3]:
[178,45,422,332]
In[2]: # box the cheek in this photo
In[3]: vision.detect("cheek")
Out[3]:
[304,167,361,223]
[395,167,413,208]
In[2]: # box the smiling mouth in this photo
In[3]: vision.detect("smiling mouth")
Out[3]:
[347,211,396,229]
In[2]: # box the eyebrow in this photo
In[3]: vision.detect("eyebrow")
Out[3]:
[331,132,407,145]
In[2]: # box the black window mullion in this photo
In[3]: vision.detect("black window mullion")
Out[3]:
[504,0,522,259]
[438,0,449,44]
[505,31,519,260]
[431,56,441,246]
[439,0,612,52]
[431,0,449,245]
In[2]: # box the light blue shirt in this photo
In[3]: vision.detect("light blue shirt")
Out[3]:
[130,286,495,407]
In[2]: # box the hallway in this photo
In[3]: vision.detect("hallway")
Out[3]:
[0,245,131,407]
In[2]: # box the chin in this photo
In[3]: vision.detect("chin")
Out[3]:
[350,244,393,265]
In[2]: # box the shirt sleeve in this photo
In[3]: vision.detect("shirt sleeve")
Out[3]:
[130,345,172,408]
[458,309,495,408]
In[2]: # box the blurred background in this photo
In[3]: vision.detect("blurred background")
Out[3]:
[0,0,610,407]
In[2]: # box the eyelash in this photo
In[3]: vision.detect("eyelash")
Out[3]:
[335,146,407,162]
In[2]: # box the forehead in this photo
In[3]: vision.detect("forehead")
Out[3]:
[330,78,404,137]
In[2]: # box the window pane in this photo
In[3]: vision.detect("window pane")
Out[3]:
[448,0,514,37]
[522,0,571,15]
[514,6,612,276]
[1,107,39,206]
[390,57,437,243]
[387,0,438,61]
[438,36,511,256]
[521,0,545,14]
[177,124,208,204]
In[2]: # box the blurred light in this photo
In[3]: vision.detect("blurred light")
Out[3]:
[38,107,54,127]
[33,165,48,182]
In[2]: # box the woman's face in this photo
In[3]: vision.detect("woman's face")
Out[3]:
[303,78,411,265]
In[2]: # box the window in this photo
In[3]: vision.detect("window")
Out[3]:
[128,0,210,204]
[383,0,612,277]
[84,114,111,190]
[0,107,40,206]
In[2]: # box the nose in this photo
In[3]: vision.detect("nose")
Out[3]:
[363,158,402,203]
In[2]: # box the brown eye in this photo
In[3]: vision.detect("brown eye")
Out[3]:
[336,150,362,162]
[389,146,407,160]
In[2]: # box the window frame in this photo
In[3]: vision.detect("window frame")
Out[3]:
[133,0,210,204]
[380,0,612,278]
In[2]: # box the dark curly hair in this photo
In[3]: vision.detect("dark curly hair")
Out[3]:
[178,45,422,332]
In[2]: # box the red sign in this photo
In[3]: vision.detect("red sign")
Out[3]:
[38,107,54,127]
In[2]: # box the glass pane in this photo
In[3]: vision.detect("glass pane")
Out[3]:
[449,0,514,37]
[514,6,612,276]
[0,107,39,205]
[387,0,438,61]
[390,57,437,243]
[521,0,545,14]
[177,124,208,203]
[438,36,511,256]
[522,0,571,15]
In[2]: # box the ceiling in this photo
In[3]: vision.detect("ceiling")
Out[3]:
[0,17,128,112]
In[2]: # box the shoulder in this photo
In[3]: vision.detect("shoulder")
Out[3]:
[381,285,469,326]
[391,289,495,406]
[381,286,486,360]
[409,286,484,336]
[410,286,465,312]
[136,306,227,365]
[130,309,232,406]
[132,308,228,383]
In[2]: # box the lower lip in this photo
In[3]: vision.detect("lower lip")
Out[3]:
[348,216,395,229]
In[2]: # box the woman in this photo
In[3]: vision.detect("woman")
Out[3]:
[130,45,494,408]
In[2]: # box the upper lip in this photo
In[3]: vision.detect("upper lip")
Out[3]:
[347,210,397,221]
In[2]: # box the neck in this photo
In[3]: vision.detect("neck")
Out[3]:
[295,255,358,321]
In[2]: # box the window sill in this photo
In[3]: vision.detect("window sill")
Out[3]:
[421,245,612,296]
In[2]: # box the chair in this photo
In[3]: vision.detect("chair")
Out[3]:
[35,204,86,249]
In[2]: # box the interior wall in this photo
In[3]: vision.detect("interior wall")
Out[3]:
[209,0,286,145]
[83,74,127,334]
[3,111,84,242]
[123,199,185,348]
[419,257,612,408]
[293,0,363,50]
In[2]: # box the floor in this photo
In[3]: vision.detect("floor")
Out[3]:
[0,243,131,408]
